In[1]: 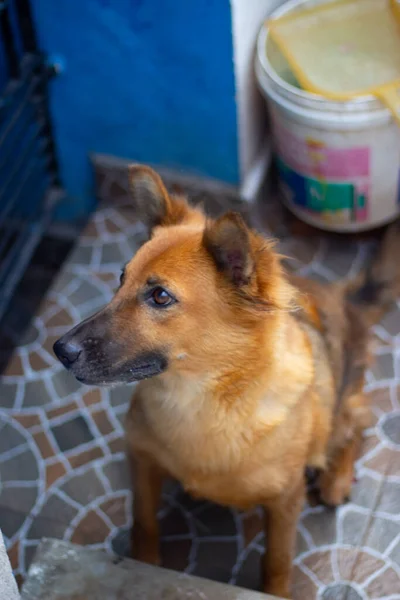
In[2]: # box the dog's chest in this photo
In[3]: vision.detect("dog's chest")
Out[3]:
[129,402,241,475]
[150,434,287,506]
[127,397,301,506]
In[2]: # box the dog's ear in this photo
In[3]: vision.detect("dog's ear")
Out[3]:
[129,165,190,233]
[203,212,254,286]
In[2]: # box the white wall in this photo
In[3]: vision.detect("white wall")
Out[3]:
[230,0,286,197]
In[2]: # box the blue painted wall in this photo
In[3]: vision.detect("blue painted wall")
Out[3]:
[31,0,239,220]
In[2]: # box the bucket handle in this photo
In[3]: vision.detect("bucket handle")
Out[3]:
[391,0,400,21]
[376,84,400,127]
[379,1,400,125]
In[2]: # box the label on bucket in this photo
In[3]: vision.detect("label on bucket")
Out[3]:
[277,158,368,224]
[273,123,370,224]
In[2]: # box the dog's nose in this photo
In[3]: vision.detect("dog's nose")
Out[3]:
[53,338,82,368]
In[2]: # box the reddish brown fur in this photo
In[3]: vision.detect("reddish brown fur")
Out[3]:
[120,167,400,598]
[57,165,400,598]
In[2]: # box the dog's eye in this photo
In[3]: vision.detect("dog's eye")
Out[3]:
[148,287,174,308]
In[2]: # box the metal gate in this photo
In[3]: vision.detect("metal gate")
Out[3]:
[0,0,63,321]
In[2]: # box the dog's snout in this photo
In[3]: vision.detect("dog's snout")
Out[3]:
[53,338,82,368]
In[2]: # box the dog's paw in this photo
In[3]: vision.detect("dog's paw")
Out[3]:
[318,472,353,508]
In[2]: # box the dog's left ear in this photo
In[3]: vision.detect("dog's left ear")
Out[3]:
[203,212,254,286]
[129,165,190,233]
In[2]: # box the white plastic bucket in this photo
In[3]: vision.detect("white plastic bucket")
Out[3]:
[255,0,400,232]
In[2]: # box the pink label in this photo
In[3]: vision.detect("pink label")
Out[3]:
[273,122,370,181]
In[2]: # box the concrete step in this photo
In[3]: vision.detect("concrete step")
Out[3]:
[21,539,280,600]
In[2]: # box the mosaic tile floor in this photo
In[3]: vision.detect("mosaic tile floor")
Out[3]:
[0,235,74,373]
[2,168,400,599]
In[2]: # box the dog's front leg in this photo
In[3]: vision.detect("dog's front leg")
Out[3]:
[263,476,305,598]
[129,450,164,566]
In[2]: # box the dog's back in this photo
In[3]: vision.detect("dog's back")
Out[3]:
[289,224,400,494]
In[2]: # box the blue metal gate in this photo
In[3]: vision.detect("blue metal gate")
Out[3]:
[0,0,63,320]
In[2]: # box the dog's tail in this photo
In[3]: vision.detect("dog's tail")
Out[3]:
[346,220,400,326]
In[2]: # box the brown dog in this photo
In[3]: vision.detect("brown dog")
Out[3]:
[54,165,400,598]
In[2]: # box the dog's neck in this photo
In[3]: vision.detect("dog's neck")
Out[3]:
[133,311,314,477]
[141,311,313,432]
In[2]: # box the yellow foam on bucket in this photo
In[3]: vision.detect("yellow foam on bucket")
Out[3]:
[268,0,400,124]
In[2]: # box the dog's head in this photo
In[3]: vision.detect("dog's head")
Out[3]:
[54,166,294,386]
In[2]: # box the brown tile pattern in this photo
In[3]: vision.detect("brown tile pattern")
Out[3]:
[1,164,400,598]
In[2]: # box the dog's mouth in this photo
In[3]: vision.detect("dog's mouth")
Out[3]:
[74,358,167,387]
